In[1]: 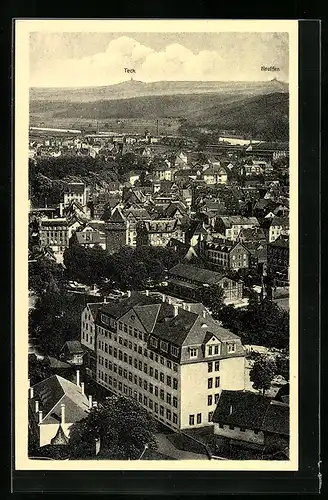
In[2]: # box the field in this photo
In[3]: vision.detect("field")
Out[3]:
[29,114,182,136]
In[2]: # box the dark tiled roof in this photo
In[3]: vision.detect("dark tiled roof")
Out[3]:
[64,183,85,194]
[212,390,289,436]
[99,293,158,320]
[62,340,83,354]
[168,263,227,285]
[270,236,289,248]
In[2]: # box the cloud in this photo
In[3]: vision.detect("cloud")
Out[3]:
[30,35,289,87]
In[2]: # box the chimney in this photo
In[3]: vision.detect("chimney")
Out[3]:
[202,310,206,318]
[187,304,191,312]
[81,382,85,395]
[92,401,98,408]
[162,294,166,303]
[61,403,65,425]
[29,387,34,399]
[104,296,107,303]
[38,410,43,423]
[145,289,149,296]
[182,303,186,310]
[88,394,93,408]
[95,437,101,456]
[173,304,179,317]
[127,290,131,297]
[76,369,80,387]
[35,400,39,413]
[168,297,172,305]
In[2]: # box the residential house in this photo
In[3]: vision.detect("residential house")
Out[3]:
[62,182,88,210]
[137,219,185,247]
[28,374,91,448]
[60,341,84,366]
[212,390,289,459]
[38,215,83,264]
[81,302,104,379]
[267,235,289,286]
[93,293,245,431]
[198,238,253,271]
[214,216,260,241]
[167,263,243,303]
[69,223,107,250]
[261,216,290,243]
[203,164,228,185]
[241,160,268,176]
[153,161,176,182]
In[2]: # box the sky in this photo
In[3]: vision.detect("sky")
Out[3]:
[29,32,289,88]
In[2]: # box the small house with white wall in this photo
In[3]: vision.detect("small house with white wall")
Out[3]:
[28,373,94,448]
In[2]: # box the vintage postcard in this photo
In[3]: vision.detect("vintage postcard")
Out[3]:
[14,19,298,472]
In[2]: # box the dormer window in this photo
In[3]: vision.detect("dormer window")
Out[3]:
[171,346,179,358]
[101,314,109,325]
[150,337,158,348]
[189,348,198,358]
[227,342,236,353]
[206,342,221,357]
[160,340,168,353]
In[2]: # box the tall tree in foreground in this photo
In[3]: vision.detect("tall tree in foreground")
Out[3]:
[249,357,276,395]
[69,396,158,459]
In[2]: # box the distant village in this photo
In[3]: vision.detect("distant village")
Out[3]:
[28,126,290,461]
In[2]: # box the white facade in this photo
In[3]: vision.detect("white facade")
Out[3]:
[269,224,290,243]
[93,303,246,431]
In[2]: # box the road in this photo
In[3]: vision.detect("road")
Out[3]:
[273,297,289,311]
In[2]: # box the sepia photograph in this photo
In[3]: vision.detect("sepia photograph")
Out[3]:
[14,19,298,471]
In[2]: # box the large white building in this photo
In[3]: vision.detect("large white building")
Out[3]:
[83,293,246,431]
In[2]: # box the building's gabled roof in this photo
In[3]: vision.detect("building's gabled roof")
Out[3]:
[30,375,89,425]
[75,231,105,245]
[238,227,266,241]
[133,303,161,334]
[270,236,289,248]
[212,390,289,436]
[99,292,158,320]
[64,183,85,194]
[62,340,83,354]
[87,302,104,320]
[218,216,259,228]
[165,201,187,218]
[45,356,71,370]
[168,263,228,285]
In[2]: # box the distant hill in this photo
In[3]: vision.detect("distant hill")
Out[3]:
[30,78,288,103]
[30,91,288,122]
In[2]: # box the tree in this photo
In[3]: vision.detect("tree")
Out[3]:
[275,354,289,382]
[29,257,64,295]
[200,284,225,316]
[249,357,276,395]
[29,287,83,356]
[28,355,52,386]
[69,396,158,459]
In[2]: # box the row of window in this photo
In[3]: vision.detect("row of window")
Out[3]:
[217,423,260,433]
[98,357,179,390]
[97,338,179,372]
[98,371,178,423]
